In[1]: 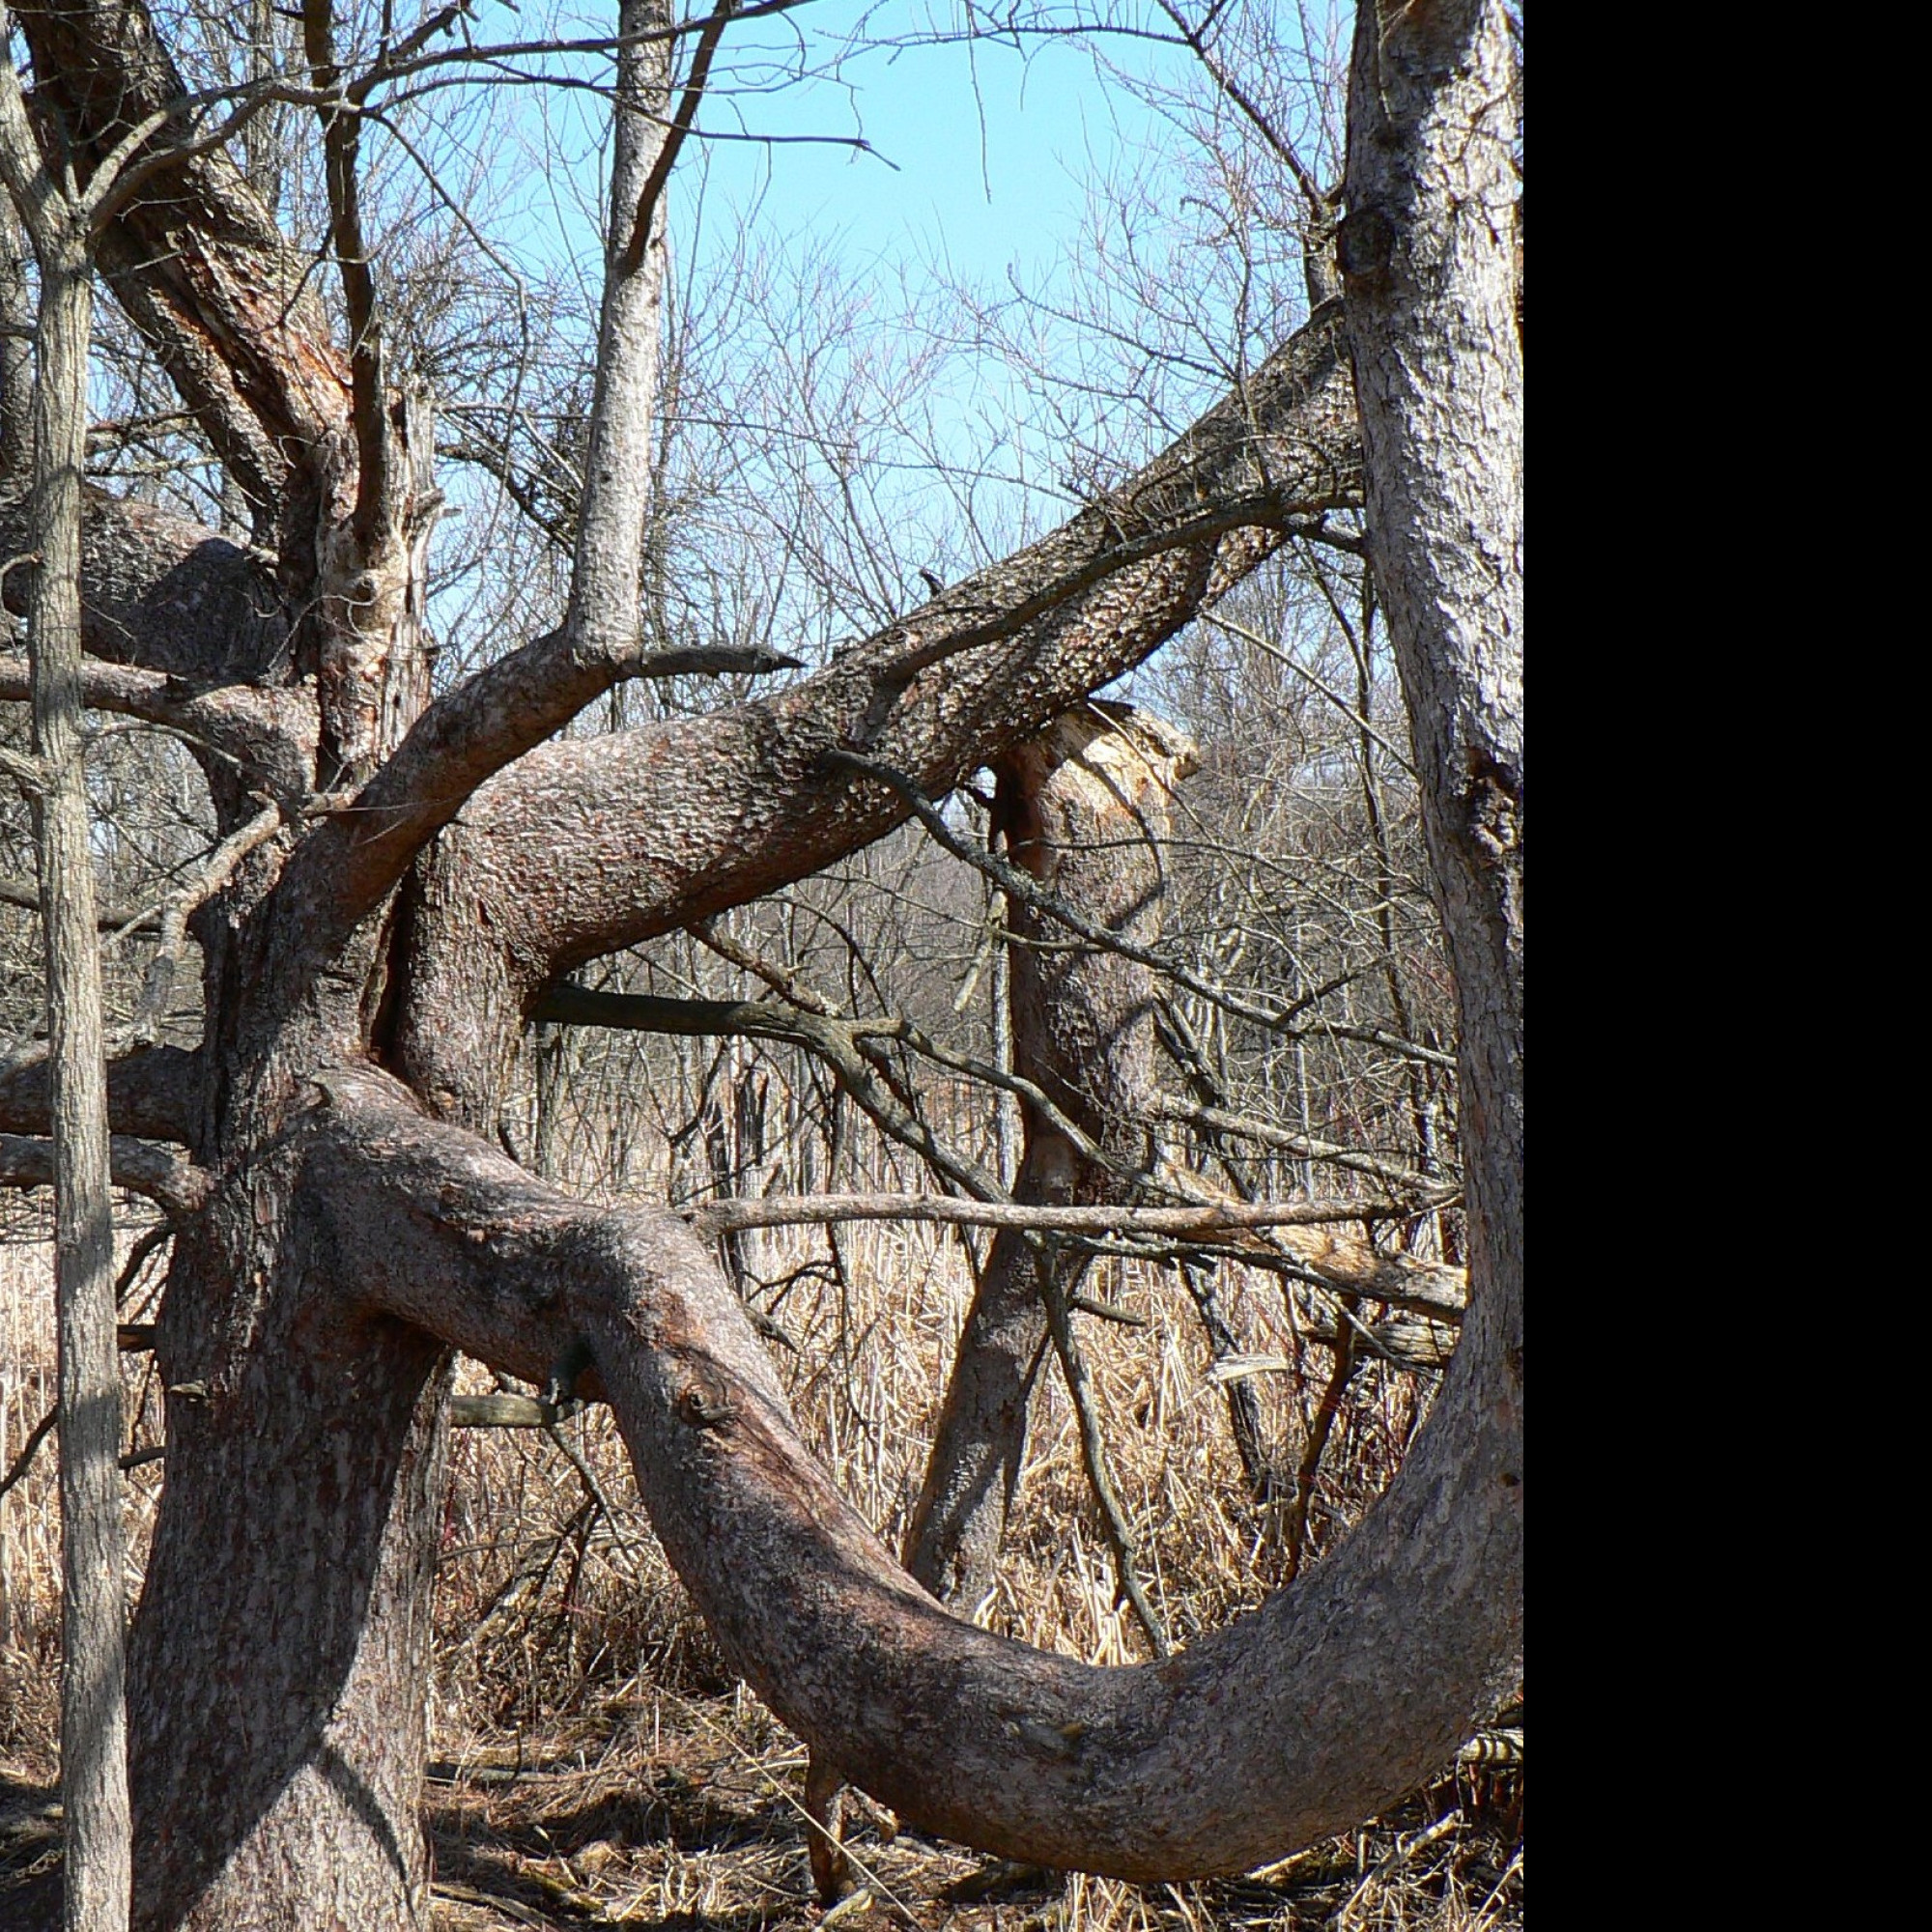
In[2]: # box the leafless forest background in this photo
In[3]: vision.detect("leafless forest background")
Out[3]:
[0,2,1521,1920]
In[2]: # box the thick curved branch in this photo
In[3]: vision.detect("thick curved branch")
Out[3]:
[295,1065,1518,1880]
[264,634,802,951]
[0,644,315,796]
[398,306,1358,1103]
[0,490,298,689]
[0,1042,199,1142]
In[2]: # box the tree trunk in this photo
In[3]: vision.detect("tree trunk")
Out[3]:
[0,197,30,500]
[904,706,1196,1608]
[1339,0,1520,1468]
[127,1210,449,1931]
[0,1,1523,1916]
[112,4,679,1919]
[23,217,133,1932]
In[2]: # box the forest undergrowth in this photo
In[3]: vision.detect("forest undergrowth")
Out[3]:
[0,1197,1521,1930]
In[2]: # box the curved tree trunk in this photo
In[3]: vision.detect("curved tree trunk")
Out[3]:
[1339,0,1522,1595]
[237,1059,1521,1881]
[0,3,1520,1922]
[905,706,1197,1609]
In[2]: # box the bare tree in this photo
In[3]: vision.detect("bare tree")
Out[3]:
[0,39,136,1926]
[0,2,1520,1926]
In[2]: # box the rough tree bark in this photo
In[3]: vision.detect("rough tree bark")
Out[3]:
[30,237,131,1932]
[903,704,1197,1611]
[0,2,1521,1924]
[1339,0,1521,1538]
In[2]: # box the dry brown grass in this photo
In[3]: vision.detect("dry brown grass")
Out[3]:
[0,1204,1520,1928]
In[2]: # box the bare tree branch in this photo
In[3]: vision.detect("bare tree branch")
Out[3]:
[682,1188,1448,1241]
[0,651,313,795]
[826,746,1455,1069]
[398,306,1359,1104]
[0,1043,198,1142]
[0,1130,212,1213]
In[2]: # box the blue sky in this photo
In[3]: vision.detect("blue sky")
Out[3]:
[684,5,1166,291]
[465,0,1202,316]
[402,1,1324,666]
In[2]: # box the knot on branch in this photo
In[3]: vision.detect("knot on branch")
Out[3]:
[1335,204,1397,281]
[676,1370,736,1432]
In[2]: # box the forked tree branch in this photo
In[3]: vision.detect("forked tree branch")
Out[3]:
[395,306,1360,1101]
[11,0,352,520]
[301,0,390,553]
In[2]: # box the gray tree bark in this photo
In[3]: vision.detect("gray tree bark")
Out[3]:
[33,239,131,1932]
[0,0,1522,1920]
[0,54,132,1928]
[1339,0,1520,1488]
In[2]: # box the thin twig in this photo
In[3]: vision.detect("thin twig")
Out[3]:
[825,750,1455,1071]
[1285,1319,1358,1580]
[128,798,283,1045]
[1037,1242,1169,1659]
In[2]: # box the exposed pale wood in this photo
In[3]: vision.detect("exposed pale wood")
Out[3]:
[905,707,1198,1610]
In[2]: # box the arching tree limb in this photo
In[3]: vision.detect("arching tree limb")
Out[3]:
[277,1062,1521,1879]
[394,306,1359,1112]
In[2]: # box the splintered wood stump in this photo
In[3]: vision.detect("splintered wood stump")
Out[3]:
[902,703,1197,1608]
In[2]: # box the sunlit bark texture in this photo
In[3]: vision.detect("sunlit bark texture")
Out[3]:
[0,1,1521,1923]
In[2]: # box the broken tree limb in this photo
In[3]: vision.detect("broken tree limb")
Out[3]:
[448,1394,578,1429]
[904,708,1198,1611]
[822,746,1457,1072]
